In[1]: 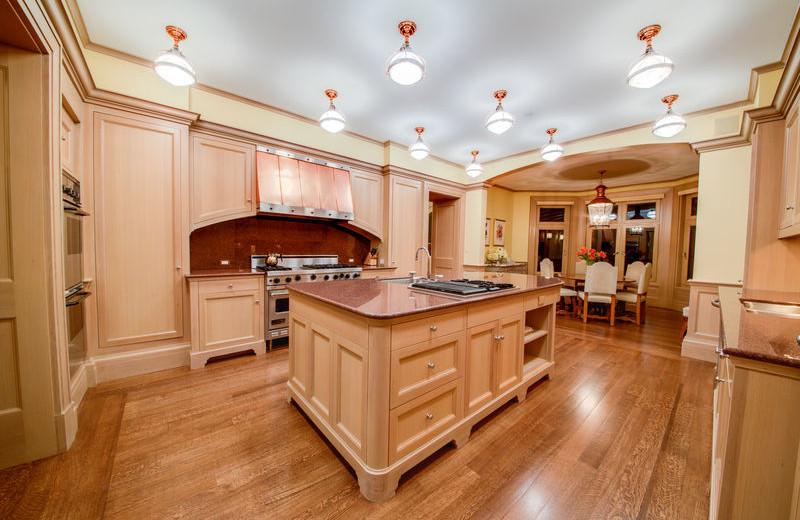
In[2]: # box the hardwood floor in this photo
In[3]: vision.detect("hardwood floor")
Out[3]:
[0,307,713,519]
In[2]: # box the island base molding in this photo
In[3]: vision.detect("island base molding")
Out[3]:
[288,363,552,502]
[681,280,741,362]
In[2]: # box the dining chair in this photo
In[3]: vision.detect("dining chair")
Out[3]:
[542,258,577,314]
[575,259,587,275]
[617,262,652,325]
[624,261,645,282]
[578,262,617,326]
[539,258,554,277]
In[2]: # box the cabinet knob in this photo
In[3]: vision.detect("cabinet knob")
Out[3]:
[429,325,437,331]
[255,300,260,304]
[176,266,181,270]
[427,362,435,369]
[61,135,66,141]
[714,376,730,384]
[796,334,800,347]
[425,412,433,420]
[247,198,252,202]
[787,205,795,210]
[494,335,502,341]
[228,284,233,288]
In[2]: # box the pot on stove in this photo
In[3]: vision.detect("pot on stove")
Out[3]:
[266,252,282,266]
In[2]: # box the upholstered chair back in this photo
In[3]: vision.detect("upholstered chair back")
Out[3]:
[585,262,618,295]
[540,258,555,278]
[575,259,587,275]
[638,263,653,294]
[625,261,645,281]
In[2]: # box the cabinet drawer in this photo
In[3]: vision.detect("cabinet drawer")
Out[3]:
[389,379,462,463]
[525,290,557,310]
[391,310,466,349]
[197,277,261,294]
[390,332,464,408]
[468,295,523,327]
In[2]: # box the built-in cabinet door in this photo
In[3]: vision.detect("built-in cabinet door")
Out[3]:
[496,315,523,394]
[388,176,423,275]
[197,287,262,352]
[190,134,254,227]
[349,169,384,238]
[309,323,334,422]
[331,336,368,458]
[93,110,186,348]
[466,321,496,415]
[60,106,77,175]
[710,356,733,520]
[431,199,458,277]
[289,314,310,396]
[781,104,800,235]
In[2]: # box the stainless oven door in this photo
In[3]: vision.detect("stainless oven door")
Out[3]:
[267,288,289,331]
[63,209,83,293]
[65,290,90,379]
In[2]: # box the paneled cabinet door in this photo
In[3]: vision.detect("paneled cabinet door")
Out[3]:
[308,323,334,423]
[94,111,186,347]
[495,315,523,394]
[466,321,496,416]
[60,106,78,175]
[197,287,262,352]
[781,105,800,235]
[349,169,384,238]
[388,175,423,275]
[332,337,368,458]
[190,134,255,227]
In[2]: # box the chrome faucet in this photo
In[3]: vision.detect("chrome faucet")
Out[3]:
[415,247,432,280]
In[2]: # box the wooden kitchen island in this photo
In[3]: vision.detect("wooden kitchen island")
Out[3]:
[286,273,561,501]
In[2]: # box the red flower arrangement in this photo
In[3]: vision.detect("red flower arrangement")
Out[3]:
[577,247,607,266]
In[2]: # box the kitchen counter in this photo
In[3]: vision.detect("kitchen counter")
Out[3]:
[185,269,262,279]
[718,286,800,368]
[286,272,562,319]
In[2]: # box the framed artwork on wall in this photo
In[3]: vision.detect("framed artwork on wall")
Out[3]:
[493,219,506,246]
[485,218,491,246]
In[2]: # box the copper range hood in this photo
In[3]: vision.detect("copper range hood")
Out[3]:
[256,146,354,221]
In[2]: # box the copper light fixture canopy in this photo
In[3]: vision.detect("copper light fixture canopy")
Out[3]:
[465,150,483,178]
[319,89,346,133]
[652,94,686,138]
[153,25,196,87]
[485,90,515,135]
[540,127,564,162]
[386,20,426,85]
[587,170,615,227]
[627,23,674,88]
[408,126,430,160]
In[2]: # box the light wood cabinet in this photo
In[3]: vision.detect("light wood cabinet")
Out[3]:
[349,169,384,238]
[60,106,79,176]
[93,110,187,348]
[780,103,800,237]
[190,133,254,228]
[390,332,464,408]
[387,175,423,275]
[188,275,265,369]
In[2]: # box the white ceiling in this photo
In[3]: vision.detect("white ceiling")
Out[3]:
[75,0,797,167]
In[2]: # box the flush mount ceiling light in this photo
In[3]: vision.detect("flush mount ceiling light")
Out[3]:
[627,24,674,89]
[319,90,346,133]
[540,128,564,162]
[154,25,197,86]
[465,150,482,178]
[587,170,615,227]
[652,94,687,138]
[408,127,430,160]
[385,21,426,86]
[485,90,515,135]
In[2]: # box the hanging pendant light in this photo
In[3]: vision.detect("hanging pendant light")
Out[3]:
[385,21,426,86]
[652,94,686,138]
[465,150,482,178]
[587,170,614,227]
[154,26,196,86]
[627,24,674,89]
[408,127,430,160]
[540,127,564,162]
[319,89,346,133]
[485,90,515,135]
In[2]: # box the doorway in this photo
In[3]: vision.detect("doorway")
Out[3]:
[534,205,570,274]
[428,191,463,279]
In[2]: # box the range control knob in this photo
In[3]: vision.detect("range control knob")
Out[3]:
[294,275,301,281]
[333,274,339,280]
[353,273,360,278]
[323,275,330,281]
[285,277,292,283]
[310,274,317,280]
[272,278,280,284]
[344,274,351,279]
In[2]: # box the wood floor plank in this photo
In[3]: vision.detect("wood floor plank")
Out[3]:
[0,307,712,519]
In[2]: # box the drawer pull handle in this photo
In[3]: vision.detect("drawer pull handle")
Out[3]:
[425,412,433,420]
[427,362,435,369]
[714,376,730,384]
[430,325,438,331]
[494,334,505,341]
[228,284,234,288]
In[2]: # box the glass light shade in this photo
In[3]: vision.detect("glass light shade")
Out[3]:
[626,47,674,88]
[319,106,346,133]
[408,137,430,160]
[588,202,614,227]
[154,47,196,86]
[465,159,482,178]
[485,106,515,134]
[385,44,426,85]
[652,109,686,137]
[540,141,564,162]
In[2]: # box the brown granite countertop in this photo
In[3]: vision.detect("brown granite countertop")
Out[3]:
[719,286,800,369]
[185,269,263,279]
[287,272,562,319]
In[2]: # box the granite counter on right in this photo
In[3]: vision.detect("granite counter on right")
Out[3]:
[710,286,800,519]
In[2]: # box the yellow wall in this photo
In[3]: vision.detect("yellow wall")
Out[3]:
[485,187,515,260]
[693,146,752,283]
[463,188,487,265]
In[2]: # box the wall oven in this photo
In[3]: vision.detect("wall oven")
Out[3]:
[267,288,289,338]
[62,172,90,378]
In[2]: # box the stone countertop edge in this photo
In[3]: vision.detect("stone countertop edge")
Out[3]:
[287,275,563,320]
[719,286,800,369]
[185,269,263,279]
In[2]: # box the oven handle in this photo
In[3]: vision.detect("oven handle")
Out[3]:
[270,289,289,298]
[66,291,91,306]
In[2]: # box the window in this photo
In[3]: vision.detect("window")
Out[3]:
[537,229,564,271]
[626,202,657,220]
[624,227,655,270]
[538,207,566,222]
[534,204,569,274]
[679,194,698,284]
[590,229,617,265]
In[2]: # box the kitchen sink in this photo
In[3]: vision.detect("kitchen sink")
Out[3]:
[741,299,800,319]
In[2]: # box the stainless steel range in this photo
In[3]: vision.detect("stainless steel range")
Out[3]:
[251,254,362,347]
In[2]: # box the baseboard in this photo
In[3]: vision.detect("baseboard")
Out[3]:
[69,362,88,409]
[89,343,190,384]
[681,336,717,363]
[54,400,78,451]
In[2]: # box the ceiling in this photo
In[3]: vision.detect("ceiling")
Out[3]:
[491,143,698,191]
[74,0,797,168]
